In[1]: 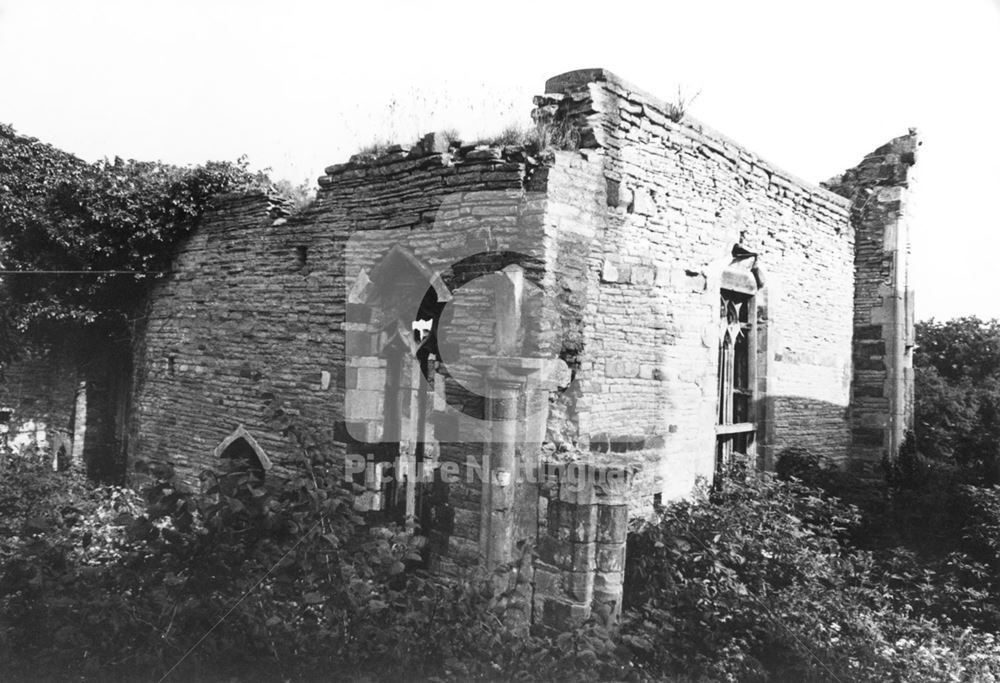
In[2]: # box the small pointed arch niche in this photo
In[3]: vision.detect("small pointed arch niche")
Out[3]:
[214,425,273,477]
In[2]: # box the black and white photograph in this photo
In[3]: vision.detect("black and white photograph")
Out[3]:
[1,1,999,680]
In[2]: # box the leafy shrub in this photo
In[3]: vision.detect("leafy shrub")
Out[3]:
[914,317,1000,477]
[6,422,1000,681]
[0,430,626,682]
[961,484,1000,562]
[775,446,822,483]
[621,472,1000,682]
[883,431,936,489]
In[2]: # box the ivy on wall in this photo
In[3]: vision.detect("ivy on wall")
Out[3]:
[0,123,276,357]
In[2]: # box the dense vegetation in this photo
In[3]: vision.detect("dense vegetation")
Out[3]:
[0,123,280,357]
[0,425,626,682]
[913,317,1000,479]
[3,446,1000,682]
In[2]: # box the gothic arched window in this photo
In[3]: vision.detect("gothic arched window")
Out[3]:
[716,250,761,478]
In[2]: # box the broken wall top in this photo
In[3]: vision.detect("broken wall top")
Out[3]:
[540,67,853,215]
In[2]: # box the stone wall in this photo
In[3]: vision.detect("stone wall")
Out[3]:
[823,132,918,473]
[0,338,126,477]
[534,69,858,501]
[534,464,631,629]
[0,344,78,464]
[130,146,546,575]
[129,192,321,484]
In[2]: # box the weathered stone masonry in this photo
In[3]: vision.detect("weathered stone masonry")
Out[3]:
[535,70,864,500]
[1,338,129,478]
[2,68,917,629]
[823,133,918,474]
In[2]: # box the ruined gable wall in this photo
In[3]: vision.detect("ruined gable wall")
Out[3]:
[539,70,856,501]
[129,192,341,484]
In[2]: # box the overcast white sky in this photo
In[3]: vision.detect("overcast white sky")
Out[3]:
[1,0,998,321]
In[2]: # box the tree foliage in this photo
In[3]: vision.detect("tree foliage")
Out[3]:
[914,317,1000,476]
[0,123,275,349]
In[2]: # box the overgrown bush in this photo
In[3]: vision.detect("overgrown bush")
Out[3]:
[6,431,1000,681]
[914,317,1000,479]
[774,446,822,483]
[621,471,1000,682]
[0,434,625,682]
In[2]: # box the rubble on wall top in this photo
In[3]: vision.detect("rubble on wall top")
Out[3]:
[821,128,920,197]
[317,131,540,189]
[315,68,906,210]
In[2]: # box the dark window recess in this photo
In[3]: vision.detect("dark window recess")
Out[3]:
[296,245,308,268]
[716,289,756,479]
[167,356,176,375]
[220,437,266,480]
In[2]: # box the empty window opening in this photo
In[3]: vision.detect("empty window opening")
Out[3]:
[412,318,433,344]
[214,426,273,479]
[296,245,308,268]
[221,437,265,478]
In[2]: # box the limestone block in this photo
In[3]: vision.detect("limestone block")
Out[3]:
[547,500,572,541]
[564,571,594,603]
[571,541,597,571]
[538,536,573,570]
[596,542,626,573]
[631,188,655,216]
[355,367,385,391]
[654,266,671,287]
[630,265,655,285]
[533,564,563,597]
[597,504,628,543]
[600,259,619,283]
[344,390,383,420]
[570,504,598,543]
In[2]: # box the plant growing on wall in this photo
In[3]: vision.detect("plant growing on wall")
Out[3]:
[0,123,278,354]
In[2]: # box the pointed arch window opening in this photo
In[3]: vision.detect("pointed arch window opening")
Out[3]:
[351,246,450,528]
[214,426,273,480]
[716,249,762,481]
[360,244,451,372]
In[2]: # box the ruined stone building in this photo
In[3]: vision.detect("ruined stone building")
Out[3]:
[1,69,918,627]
